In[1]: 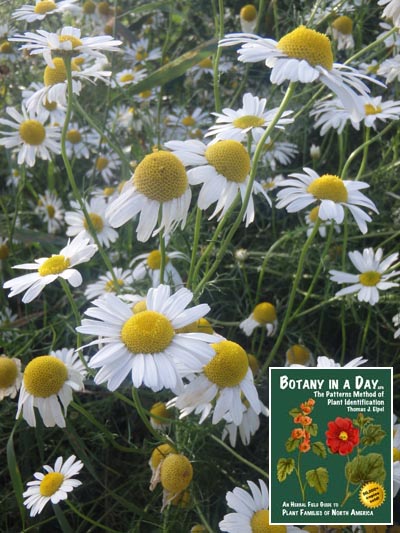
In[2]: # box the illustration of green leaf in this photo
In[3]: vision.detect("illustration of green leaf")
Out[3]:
[277,458,295,482]
[311,441,327,458]
[286,437,300,452]
[289,407,302,417]
[308,423,318,437]
[353,413,374,428]
[345,453,386,485]
[361,424,386,446]
[305,467,329,494]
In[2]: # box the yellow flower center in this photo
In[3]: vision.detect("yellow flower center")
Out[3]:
[359,271,381,287]
[176,318,214,334]
[97,1,110,15]
[0,242,9,260]
[150,443,176,469]
[105,278,124,292]
[19,120,46,146]
[0,41,12,54]
[34,0,57,14]
[139,90,152,99]
[134,151,188,203]
[121,310,174,354]
[250,509,285,533]
[136,48,148,61]
[339,431,348,441]
[133,300,147,314]
[46,205,56,218]
[204,340,249,388]
[103,187,115,196]
[308,205,320,223]
[286,344,311,365]
[119,73,134,83]
[83,0,96,14]
[393,447,400,462]
[364,104,382,116]
[23,355,68,397]
[247,353,260,376]
[197,57,213,69]
[307,174,348,203]
[205,140,250,183]
[277,25,333,70]
[83,212,104,233]
[40,472,65,497]
[252,302,277,324]
[44,57,79,86]
[66,129,82,144]
[181,116,196,127]
[59,34,83,48]
[0,357,18,388]
[332,16,353,35]
[160,454,193,494]
[240,4,257,22]
[43,99,57,111]
[38,255,71,276]
[150,401,172,422]
[95,156,109,172]
[146,250,170,270]
[232,115,265,129]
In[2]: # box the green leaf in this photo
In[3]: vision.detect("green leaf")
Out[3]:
[308,423,318,437]
[7,422,26,527]
[312,441,327,458]
[345,453,386,485]
[277,458,295,482]
[289,407,301,418]
[286,437,300,452]
[361,424,386,447]
[306,467,329,494]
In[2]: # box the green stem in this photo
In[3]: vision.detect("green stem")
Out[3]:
[359,306,372,356]
[131,387,162,440]
[65,501,121,533]
[210,434,268,478]
[52,504,74,533]
[213,0,224,113]
[258,220,321,380]
[355,126,371,181]
[186,207,203,290]
[296,449,305,502]
[58,278,84,357]
[159,229,166,285]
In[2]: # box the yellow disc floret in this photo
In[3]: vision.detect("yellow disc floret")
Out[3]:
[182,116,196,127]
[119,73,135,83]
[150,402,172,423]
[34,0,57,14]
[38,255,71,276]
[96,156,109,172]
[197,57,213,69]
[46,205,56,218]
[308,205,320,223]
[286,344,311,365]
[307,174,348,203]
[339,431,348,441]
[359,271,381,287]
[44,57,79,86]
[134,151,188,202]
[133,300,147,314]
[83,212,104,233]
[105,279,124,292]
[393,448,400,462]
[147,250,169,270]
[0,41,13,54]
[247,353,260,376]
[233,115,265,129]
[40,472,64,496]
[97,1,111,15]
[121,311,174,354]
[332,16,353,35]
[24,355,68,397]
[160,454,193,494]
[59,34,83,48]
[364,104,382,116]
[19,120,46,146]
[205,140,250,183]
[150,443,177,469]
[0,357,18,388]
[252,302,277,324]
[0,242,9,260]
[83,0,96,14]
[176,317,214,334]
[240,4,257,22]
[277,25,333,70]
[250,509,285,533]
[66,129,82,144]
[204,340,249,388]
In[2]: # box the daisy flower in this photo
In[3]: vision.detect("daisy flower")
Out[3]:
[329,15,355,50]
[239,4,258,33]
[258,138,298,171]
[165,139,270,227]
[305,205,341,238]
[149,401,173,431]
[0,306,18,341]
[64,122,99,159]
[378,55,400,83]
[91,150,120,184]
[166,106,209,136]
[240,302,277,337]
[189,56,233,82]
[130,249,187,288]
[76,284,218,393]
[285,344,315,367]
[168,339,262,426]
[35,190,65,234]
[12,0,79,23]
[260,174,285,192]
[84,267,135,300]
[393,312,400,338]
[111,67,148,88]
[124,38,162,64]
[290,355,368,369]
[22,82,66,124]
[378,0,400,27]
[276,167,378,234]
[65,198,118,248]
[106,150,192,242]
[17,349,87,427]
[329,247,400,305]
[0,106,60,167]
[3,232,97,304]
[205,92,293,142]
[10,26,122,68]
[361,95,400,129]
[219,479,301,533]
[0,355,22,400]
[23,455,83,517]
[220,25,381,120]
[222,401,268,447]
[311,97,359,135]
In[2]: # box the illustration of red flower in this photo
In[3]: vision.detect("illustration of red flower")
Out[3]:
[325,417,360,455]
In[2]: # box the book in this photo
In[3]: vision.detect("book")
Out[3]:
[269,367,393,525]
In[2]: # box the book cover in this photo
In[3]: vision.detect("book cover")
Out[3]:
[269,367,393,525]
